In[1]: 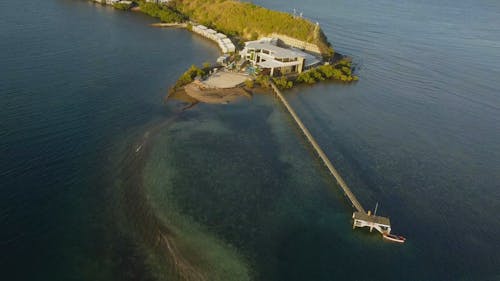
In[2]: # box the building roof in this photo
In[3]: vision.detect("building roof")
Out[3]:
[257,60,285,68]
[353,211,391,226]
[257,60,301,68]
[245,41,302,59]
[292,48,321,67]
[215,33,227,39]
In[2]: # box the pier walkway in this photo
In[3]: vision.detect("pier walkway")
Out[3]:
[270,82,366,213]
[270,82,400,237]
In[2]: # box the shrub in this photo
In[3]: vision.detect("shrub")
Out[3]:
[296,61,357,84]
[317,65,334,79]
[202,62,212,71]
[297,71,316,84]
[312,69,325,81]
[272,76,293,89]
[139,2,186,23]
[175,65,205,88]
[244,79,254,88]
[255,74,270,88]
[341,66,351,76]
[113,2,132,10]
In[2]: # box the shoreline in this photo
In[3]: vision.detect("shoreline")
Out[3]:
[92,0,358,94]
[150,22,187,28]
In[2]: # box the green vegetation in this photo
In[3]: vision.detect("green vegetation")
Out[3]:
[253,59,356,90]
[139,2,187,23]
[170,0,333,56]
[202,62,212,70]
[255,74,271,88]
[172,61,355,94]
[257,74,292,89]
[111,1,356,90]
[297,59,358,84]
[174,65,205,89]
[272,76,293,90]
[244,79,254,88]
[113,2,133,10]
[114,0,334,56]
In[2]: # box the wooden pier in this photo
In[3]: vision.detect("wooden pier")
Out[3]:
[270,82,393,236]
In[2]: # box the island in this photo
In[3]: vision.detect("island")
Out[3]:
[91,1,402,263]
[93,0,358,103]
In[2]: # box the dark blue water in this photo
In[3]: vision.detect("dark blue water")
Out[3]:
[1,0,499,280]
[0,1,219,279]
[252,0,500,279]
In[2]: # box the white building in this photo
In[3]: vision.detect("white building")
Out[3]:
[352,211,391,234]
[191,25,236,54]
[240,38,321,76]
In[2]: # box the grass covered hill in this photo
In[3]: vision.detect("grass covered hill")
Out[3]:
[169,0,333,56]
[139,2,187,23]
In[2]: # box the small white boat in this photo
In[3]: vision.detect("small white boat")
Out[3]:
[383,233,406,243]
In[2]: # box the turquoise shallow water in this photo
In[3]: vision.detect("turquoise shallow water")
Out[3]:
[1,0,500,280]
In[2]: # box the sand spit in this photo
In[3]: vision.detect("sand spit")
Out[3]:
[184,80,251,104]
